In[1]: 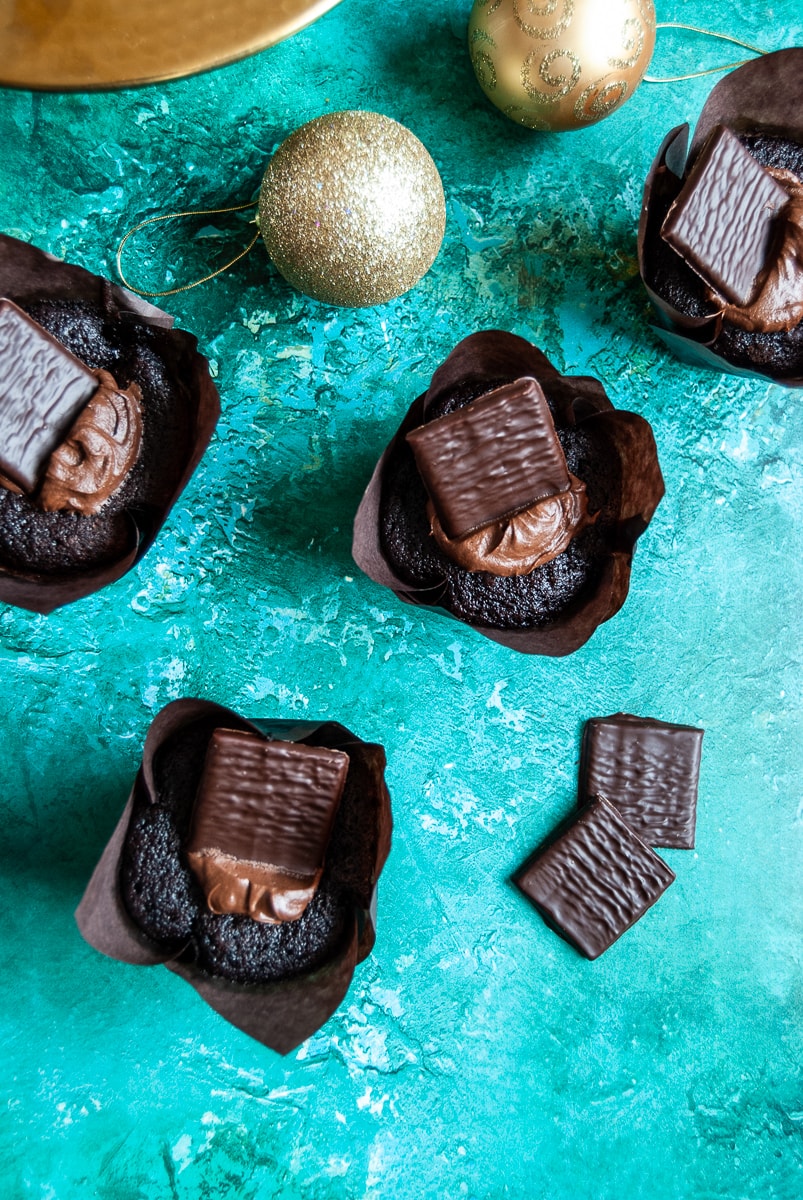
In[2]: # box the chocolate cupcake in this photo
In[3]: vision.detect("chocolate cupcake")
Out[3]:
[0,235,220,612]
[638,48,803,385]
[76,699,392,1053]
[353,331,664,656]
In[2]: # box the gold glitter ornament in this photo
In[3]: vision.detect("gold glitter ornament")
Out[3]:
[468,0,656,132]
[258,111,446,307]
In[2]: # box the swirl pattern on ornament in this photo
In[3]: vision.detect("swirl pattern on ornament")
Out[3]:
[468,0,656,132]
[608,17,647,70]
[574,78,629,122]
[472,49,497,89]
[521,48,581,103]
[513,0,574,41]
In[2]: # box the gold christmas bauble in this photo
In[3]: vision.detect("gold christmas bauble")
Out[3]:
[259,111,446,307]
[468,0,656,132]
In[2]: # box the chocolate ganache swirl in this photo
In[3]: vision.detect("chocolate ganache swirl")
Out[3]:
[428,474,596,576]
[38,369,143,516]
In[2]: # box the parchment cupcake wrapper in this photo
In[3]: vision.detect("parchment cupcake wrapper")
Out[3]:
[75,699,392,1055]
[0,234,221,612]
[352,330,664,657]
[637,48,803,387]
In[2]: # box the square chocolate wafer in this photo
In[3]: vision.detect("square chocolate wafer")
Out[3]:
[579,713,704,849]
[188,729,349,877]
[515,796,675,960]
[0,298,98,492]
[661,124,788,306]
[405,377,570,539]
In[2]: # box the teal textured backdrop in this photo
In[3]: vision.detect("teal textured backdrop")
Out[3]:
[1,1,802,1197]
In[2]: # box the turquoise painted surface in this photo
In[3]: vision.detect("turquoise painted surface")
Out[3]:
[1,2,802,1197]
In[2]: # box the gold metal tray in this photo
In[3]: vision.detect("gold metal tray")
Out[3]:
[0,0,343,91]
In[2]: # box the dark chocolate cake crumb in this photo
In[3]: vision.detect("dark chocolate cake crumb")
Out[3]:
[0,299,194,575]
[121,718,372,985]
[747,133,803,180]
[192,891,347,984]
[120,805,195,947]
[646,133,803,379]
[378,377,621,630]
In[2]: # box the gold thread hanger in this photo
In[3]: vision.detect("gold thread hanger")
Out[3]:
[116,201,259,298]
[643,22,768,84]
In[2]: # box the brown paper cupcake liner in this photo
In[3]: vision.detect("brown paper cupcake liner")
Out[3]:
[0,235,221,612]
[75,699,392,1054]
[352,330,664,656]
[638,48,803,387]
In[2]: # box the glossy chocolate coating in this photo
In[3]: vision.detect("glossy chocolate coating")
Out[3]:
[661,125,788,306]
[380,377,621,630]
[406,377,570,539]
[189,729,348,872]
[0,235,221,612]
[0,298,97,492]
[515,796,675,960]
[579,713,704,850]
[719,168,803,334]
[186,729,349,922]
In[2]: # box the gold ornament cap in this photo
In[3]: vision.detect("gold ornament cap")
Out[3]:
[469,0,656,132]
[259,111,446,307]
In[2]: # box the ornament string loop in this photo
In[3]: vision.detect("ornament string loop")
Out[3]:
[116,201,259,298]
[643,23,767,83]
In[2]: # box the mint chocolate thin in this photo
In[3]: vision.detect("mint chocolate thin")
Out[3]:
[0,298,97,492]
[405,377,571,539]
[515,796,675,960]
[661,125,788,306]
[579,713,704,850]
[188,729,349,877]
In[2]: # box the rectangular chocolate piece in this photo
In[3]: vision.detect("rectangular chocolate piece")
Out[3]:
[661,125,788,306]
[405,377,570,540]
[579,712,704,849]
[188,729,349,876]
[0,298,98,492]
[515,796,675,960]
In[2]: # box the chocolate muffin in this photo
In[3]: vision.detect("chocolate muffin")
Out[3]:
[76,700,392,1054]
[639,48,803,385]
[353,331,664,656]
[0,235,220,611]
